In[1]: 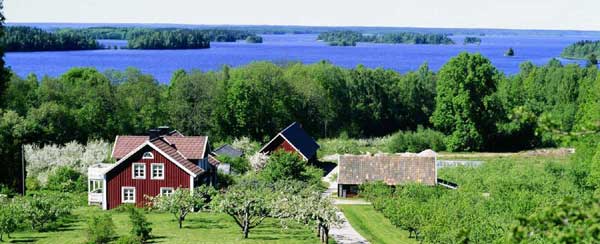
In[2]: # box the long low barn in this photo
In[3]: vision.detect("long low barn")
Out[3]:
[337,154,437,197]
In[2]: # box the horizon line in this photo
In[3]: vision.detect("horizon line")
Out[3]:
[6,21,600,33]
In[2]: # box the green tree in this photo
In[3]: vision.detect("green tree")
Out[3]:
[0,200,22,242]
[588,54,598,67]
[165,70,218,136]
[213,177,273,238]
[150,186,215,229]
[0,3,12,106]
[114,68,166,135]
[431,52,501,151]
[512,197,600,243]
[0,110,29,193]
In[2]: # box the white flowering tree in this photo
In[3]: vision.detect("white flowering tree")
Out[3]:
[271,182,341,244]
[25,140,110,184]
[248,152,269,172]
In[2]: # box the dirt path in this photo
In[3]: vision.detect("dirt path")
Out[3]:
[323,167,371,244]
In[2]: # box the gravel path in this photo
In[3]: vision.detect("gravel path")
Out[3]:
[323,166,371,244]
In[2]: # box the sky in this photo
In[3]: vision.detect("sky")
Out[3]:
[4,0,600,31]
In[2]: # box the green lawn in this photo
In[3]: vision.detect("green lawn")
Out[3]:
[6,206,330,243]
[340,205,416,244]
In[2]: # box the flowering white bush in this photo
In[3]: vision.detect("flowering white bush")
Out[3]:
[249,152,269,172]
[25,140,111,184]
[231,137,261,155]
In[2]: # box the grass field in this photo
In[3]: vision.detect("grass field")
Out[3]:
[339,205,416,244]
[6,206,330,243]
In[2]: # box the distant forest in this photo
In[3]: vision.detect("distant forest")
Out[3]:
[0,26,263,51]
[463,36,482,45]
[0,26,100,52]
[562,40,600,59]
[317,31,455,46]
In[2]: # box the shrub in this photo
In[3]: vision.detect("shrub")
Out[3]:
[115,235,142,244]
[0,184,16,198]
[86,213,115,244]
[26,177,42,191]
[260,150,308,183]
[217,172,236,188]
[387,127,446,153]
[128,207,152,242]
[217,155,250,174]
[46,166,87,192]
[23,193,75,231]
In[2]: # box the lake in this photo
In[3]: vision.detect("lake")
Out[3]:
[5,33,598,83]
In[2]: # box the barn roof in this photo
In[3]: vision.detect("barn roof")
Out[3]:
[112,135,207,160]
[259,122,320,160]
[338,154,436,186]
[213,144,244,158]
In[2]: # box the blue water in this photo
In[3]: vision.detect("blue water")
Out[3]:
[5,34,597,83]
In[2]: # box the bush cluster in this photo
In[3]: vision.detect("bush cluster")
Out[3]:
[387,127,446,153]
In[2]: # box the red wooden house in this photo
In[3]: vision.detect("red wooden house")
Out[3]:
[88,127,219,210]
[259,122,320,162]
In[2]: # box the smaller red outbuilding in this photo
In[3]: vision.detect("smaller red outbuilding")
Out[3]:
[259,122,320,162]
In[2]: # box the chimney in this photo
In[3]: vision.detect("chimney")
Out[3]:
[148,129,160,140]
[158,126,170,136]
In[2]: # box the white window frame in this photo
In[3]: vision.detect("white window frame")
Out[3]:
[132,163,146,179]
[89,180,103,193]
[121,187,136,203]
[151,163,165,180]
[160,187,174,197]
[142,152,154,159]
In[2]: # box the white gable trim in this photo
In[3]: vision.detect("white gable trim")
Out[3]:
[279,134,309,160]
[259,133,309,161]
[258,133,283,154]
[201,136,209,159]
[104,141,197,178]
[110,135,119,159]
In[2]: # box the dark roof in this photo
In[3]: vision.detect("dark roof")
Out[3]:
[213,144,244,158]
[338,154,436,186]
[113,135,207,160]
[259,122,320,160]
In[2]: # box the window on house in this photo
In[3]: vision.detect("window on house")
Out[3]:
[151,163,164,179]
[142,152,154,159]
[160,187,174,197]
[122,187,135,203]
[89,180,103,193]
[132,163,146,179]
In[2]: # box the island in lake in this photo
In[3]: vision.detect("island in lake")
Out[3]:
[0,26,264,51]
[317,31,455,46]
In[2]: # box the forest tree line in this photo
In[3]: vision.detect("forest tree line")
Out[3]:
[0,26,100,52]
[317,31,455,46]
[0,26,264,51]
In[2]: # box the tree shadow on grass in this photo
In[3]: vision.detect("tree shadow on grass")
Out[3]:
[146,235,167,243]
[184,217,228,229]
[8,236,45,243]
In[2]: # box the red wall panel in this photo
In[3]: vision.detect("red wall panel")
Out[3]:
[276,139,296,154]
[106,145,191,209]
